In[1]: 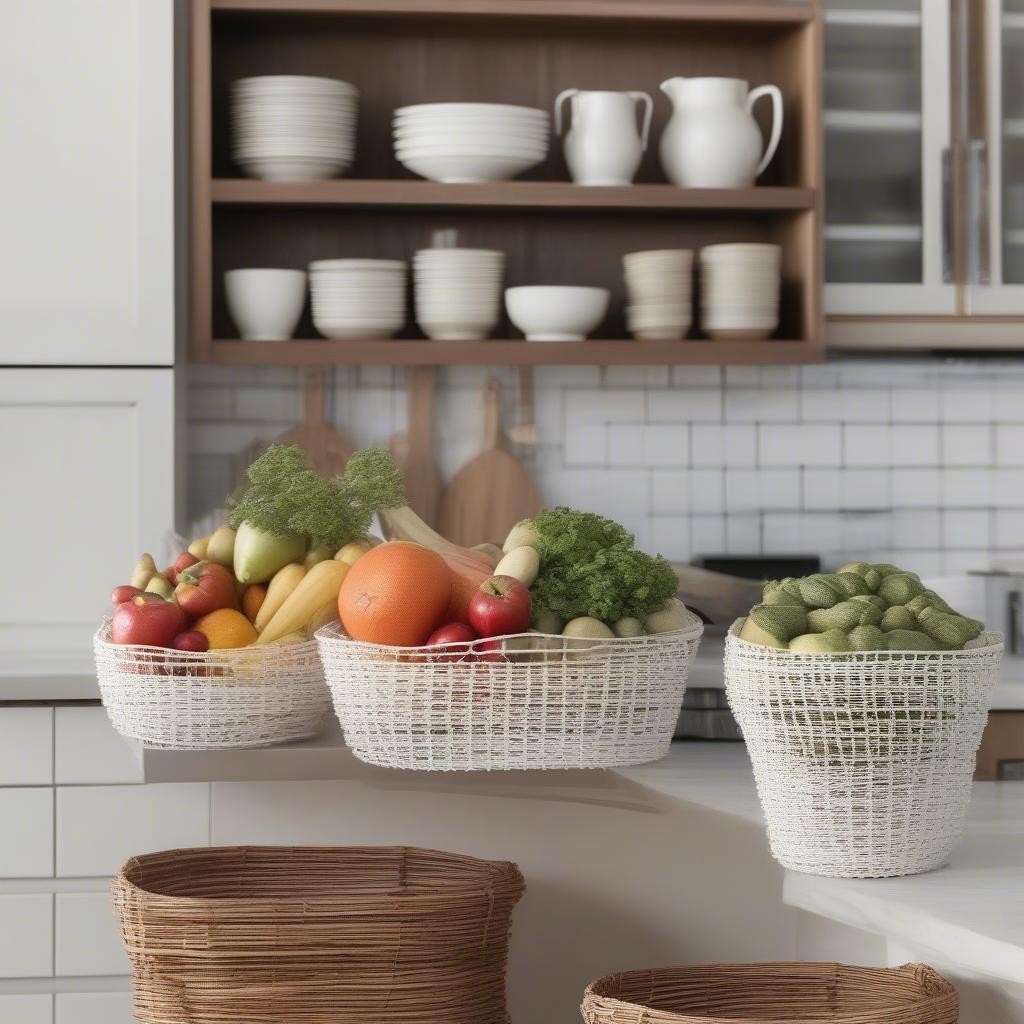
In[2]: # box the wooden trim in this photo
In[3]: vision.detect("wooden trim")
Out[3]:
[189,0,212,363]
[211,338,822,366]
[210,179,816,212]
[828,316,1024,350]
[209,0,815,25]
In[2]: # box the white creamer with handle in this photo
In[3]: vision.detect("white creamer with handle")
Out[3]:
[555,89,653,186]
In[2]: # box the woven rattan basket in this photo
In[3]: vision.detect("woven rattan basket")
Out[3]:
[725,620,1003,878]
[94,621,329,750]
[315,613,703,770]
[112,845,524,1024]
[581,963,958,1024]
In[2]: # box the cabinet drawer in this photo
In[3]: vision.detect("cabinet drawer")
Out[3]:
[56,992,133,1024]
[0,707,52,784]
[57,784,209,877]
[55,707,142,785]
[55,891,128,976]
[0,789,53,877]
[0,894,53,977]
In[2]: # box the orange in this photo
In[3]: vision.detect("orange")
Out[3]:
[338,541,452,647]
[241,584,267,623]
[194,607,258,649]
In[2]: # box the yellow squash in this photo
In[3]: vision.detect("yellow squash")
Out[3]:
[254,562,306,633]
[256,559,350,645]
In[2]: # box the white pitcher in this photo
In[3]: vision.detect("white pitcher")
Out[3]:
[555,89,653,186]
[658,77,783,188]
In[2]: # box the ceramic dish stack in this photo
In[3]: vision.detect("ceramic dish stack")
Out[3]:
[231,75,358,182]
[309,259,407,340]
[414,248,505,340]
[393,103,550,183]
[699,243,781,340]
[623,249,693,340]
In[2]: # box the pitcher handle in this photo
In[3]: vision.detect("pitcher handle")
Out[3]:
[554,88,577,136]
[747,84,783,178]
[627,91,654,151]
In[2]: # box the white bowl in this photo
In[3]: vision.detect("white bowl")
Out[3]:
[398,151,544,183]
[505,286,609,342]
[394,101,546,118]
[419,322,496,341]
[237,156,348,181]
[225,269,306,341]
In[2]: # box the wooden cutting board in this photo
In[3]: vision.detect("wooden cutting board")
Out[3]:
[390,367,441,527]
[438,376,542,547]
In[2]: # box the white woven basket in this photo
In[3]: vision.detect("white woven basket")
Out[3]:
[94,622,330,750]
[316,612,703,771]
[724,621,1003,878]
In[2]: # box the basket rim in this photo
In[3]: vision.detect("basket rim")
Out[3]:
[727,618,1004,660]
[582,962,958,1023]
[113,844,525,908]
[94,619,320,660]
[315,610,704,654]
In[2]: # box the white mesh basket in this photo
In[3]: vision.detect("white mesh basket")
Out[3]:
[316,612,703,771]
[724,620,1003,878]
[94,622,330,750]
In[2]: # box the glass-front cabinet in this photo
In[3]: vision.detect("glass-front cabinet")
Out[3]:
[824,0,956,315]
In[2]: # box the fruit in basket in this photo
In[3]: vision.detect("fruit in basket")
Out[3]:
[175,561,237,617]
[338,541,452,647]
[304,601,339,640]
[304,545,335,569]
[187,536,210,559]
[206,526,236,568]
[445,558,493,623]
[111,595,186,647]
[613,617,645,638]
[233,522,306,585]
[165,552,199,587]
[129,553,157,590]
[193,608,258,650]
[110,585,142,605]
[335,537,377,566]
[642,597,690,635]
[493,545,540,587]
[144,574,176,602]
[534,608,563,635]
[468,576,532,638]
[172,630,210,653]
[789,629,852,653]
[258,559,350,644]
[563,616,615,640]
[425,622,477,661]
[503,519,540,553]
[254,563,306,632]
[241,584,266,623]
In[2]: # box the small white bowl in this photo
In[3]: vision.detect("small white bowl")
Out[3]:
[225,269,306,341]
[505,286,609,342]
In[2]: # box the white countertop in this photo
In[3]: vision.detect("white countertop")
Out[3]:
[622,744,1024,984]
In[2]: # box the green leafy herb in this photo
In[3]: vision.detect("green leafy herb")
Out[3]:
[527,507,678,623]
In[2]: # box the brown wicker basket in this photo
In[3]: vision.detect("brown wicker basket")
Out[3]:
[111,845,525,1024]
[581,964,958,1024]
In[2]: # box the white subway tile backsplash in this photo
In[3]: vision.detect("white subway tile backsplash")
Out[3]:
[725,514,761,553]
[803,469,841,510]
[0,995,52,1023]
[648,517,690,561]
[995,424,1024,465]
[651,470,687,515]
[55,892,129,976]
[891,426,941,466]
[647,388,721,423]
[993,468,1024,508]
[837,469,891,510]
[0,790,53,877]
[759,425,841,467]
[0,895,52,977]
[890,388,941,422]
[55,707,143,785]
[688,470,726,514]
[565,389,644,424]
[605,366,669,388]
[55,993,134,1024]
[671,366,723,387]
[942,509,992,549]
[609,424,688,467]
[690,515,725,555]
[892,468,941,508]
[801,388,889,423]
[563,423,606,466]
[0,708,52,785]
[941,425,991,465]
[725,470,799,511]
[891,509,941,549]
[725,387,799,423]
[692,425,756,467]
[995,509,1024,548]
[940,386,994,422]
[941,469,994,507]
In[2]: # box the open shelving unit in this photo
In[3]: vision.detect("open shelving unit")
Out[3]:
[190,0,823,366]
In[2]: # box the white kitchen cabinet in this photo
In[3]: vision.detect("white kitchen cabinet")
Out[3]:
[0,708,53,785]
[0,790,54,877]
[0,369,176,672]
[56,992,134,1024]
[824,0,956,315]
[55,707,143,785]
[0,895,53,978]
[0,0,175,365]
[55,892,130,976]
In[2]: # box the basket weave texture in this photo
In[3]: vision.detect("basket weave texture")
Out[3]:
[111,845,525,1024]
[315,612,703,771]
[581,963,958,1024]
[725,621,1002,878]
[94,622,329,750]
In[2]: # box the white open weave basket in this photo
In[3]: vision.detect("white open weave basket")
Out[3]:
[94,622,330,750]
[724,620,1003,878]
[316,612,703,771]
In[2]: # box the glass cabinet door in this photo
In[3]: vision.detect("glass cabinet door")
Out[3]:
[968,0,1024,312]
[824,0,957,314]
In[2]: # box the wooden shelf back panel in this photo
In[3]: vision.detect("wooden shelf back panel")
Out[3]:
[210,179,816,212]
[211,338,822,366]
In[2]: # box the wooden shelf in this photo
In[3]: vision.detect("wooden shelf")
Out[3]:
[211,179,814,212]
[211,338,820,366]
[210,0,815,25]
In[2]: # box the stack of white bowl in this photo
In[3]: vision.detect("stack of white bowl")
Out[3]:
[622,249,693,340]
[231,75,358,182]
[393,103,549,183]
[699,243,781,340]
[308,259,407,340]
[414,249,505,340]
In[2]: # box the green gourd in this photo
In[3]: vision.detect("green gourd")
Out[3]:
[885,629,941,651]
[837,561,882,591]
[807,600,881,633]
[749,603,808,642]
[738,617,788,649]
[877,573,925,606]
[789,629,852,653]
[762,580,804,607]
[880,606,918,632]
[831,572,870,599]
[798,575,842,609]
[917,612,982,649]
[848,624,886,651]
[850,594,886,610]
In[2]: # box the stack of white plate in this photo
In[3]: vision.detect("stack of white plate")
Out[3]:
[414,249,505,340]
[231,75,359,182]
[623,249,693,341]
[309,259,407,340]
[393,103,549,183]
[699,243,781,340]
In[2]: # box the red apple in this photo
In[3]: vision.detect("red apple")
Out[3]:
[110,585,142,605]
[111,595,185,648]
[467,575,532,638]
[425,622,477,661]
[172,630,210,653]
[164,551,200,587]
[476,638,507,663]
